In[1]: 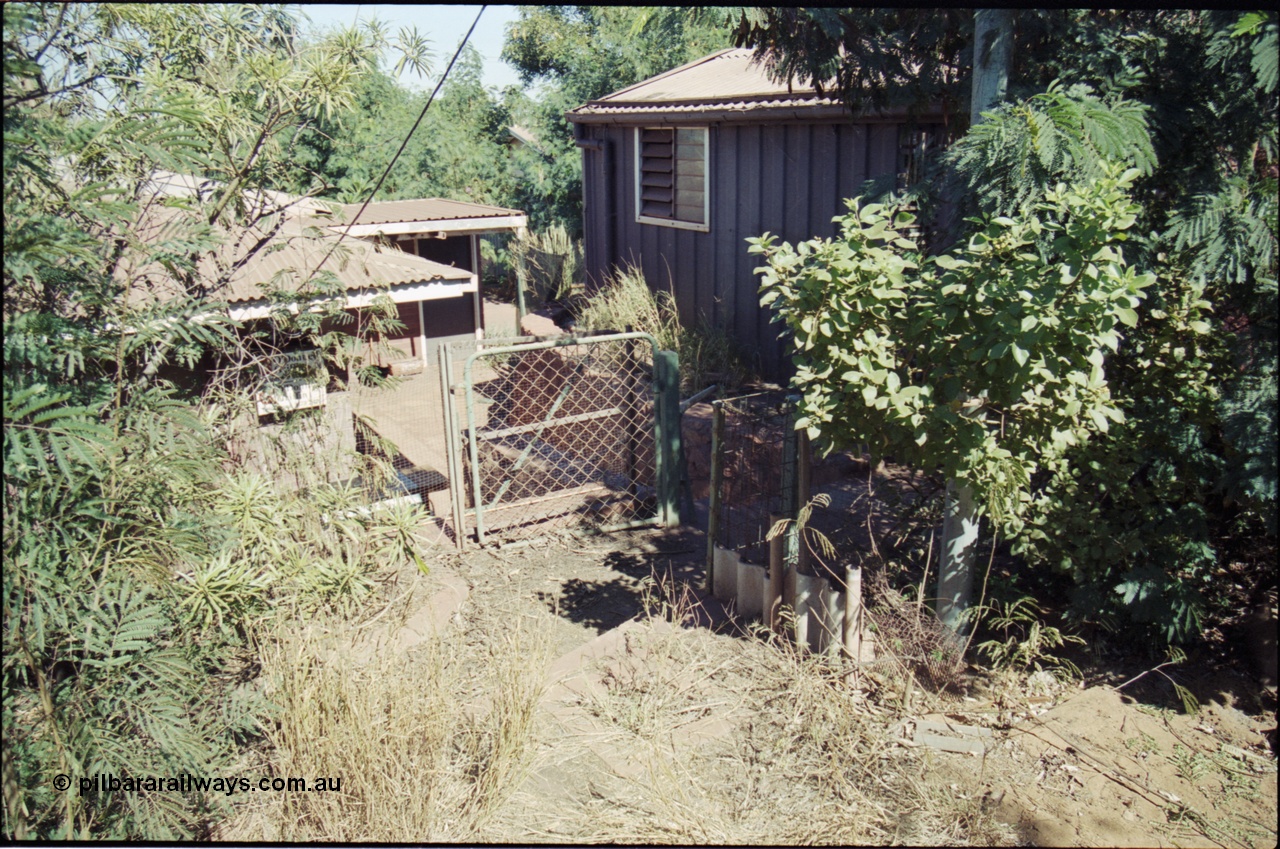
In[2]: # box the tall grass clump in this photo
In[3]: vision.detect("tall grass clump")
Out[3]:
[507,224,584,305]
[220,623,549,842]
[574,263,748,394]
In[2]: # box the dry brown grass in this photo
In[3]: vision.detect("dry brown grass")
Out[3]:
[216,541,1017,845]
[217,618,550,842]
[504,573,1017,845]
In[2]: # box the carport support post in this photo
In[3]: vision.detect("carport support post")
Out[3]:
[514,226,529,326]
[654,350,681,527]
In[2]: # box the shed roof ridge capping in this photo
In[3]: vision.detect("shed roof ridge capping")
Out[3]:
[578,90,842,110]
[639,88,835,106]
[582,46,747,105]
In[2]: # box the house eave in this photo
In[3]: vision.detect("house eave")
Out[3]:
[331,214,529,239]
[227,276,478,321]
[566,103,934,125]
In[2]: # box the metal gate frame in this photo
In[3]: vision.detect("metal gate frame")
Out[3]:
[440,332,680,548]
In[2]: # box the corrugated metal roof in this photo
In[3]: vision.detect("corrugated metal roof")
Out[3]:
[336,197,524,227]
[124,210,472,307]
[217,219,472,303]
[569,48,841,118]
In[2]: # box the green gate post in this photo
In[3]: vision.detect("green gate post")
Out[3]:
[439,343,466,551]
[781,401,801,576]
[653,350,681,527]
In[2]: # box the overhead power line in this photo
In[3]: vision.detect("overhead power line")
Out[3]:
[309,5,487,281]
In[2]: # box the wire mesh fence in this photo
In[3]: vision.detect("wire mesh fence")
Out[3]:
[460,335,657,541]
[339,339,534,516]
[220,330,679,547]
[709,392,800,567]
[445,332,671,546]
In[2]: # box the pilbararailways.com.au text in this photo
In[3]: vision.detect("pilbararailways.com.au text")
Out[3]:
[70,773,341,797]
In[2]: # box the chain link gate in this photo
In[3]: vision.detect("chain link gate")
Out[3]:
[439,332,680,547]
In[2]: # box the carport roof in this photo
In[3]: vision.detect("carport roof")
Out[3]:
[123,209,473,309]
[334,198,526,228]
[218,220,473,304]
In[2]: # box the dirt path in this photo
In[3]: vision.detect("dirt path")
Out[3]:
[394,524,1277,845]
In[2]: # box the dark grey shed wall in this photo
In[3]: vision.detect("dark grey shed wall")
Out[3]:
[579,118,904,379]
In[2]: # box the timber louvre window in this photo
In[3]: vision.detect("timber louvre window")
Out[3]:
[636,127,708,231]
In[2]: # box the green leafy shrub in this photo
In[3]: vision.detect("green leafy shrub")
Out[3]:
[751,167,1154,520]
[755,59,1276,645]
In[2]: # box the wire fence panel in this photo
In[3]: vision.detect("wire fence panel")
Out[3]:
[711,392,799,566]
[449,333,666,546]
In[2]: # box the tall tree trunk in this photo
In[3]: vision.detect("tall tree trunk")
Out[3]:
[969,9,1013,128]
[937,9,1014,637]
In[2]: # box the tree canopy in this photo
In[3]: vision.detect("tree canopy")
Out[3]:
[742,8,1278,643]
[3,4,432,837]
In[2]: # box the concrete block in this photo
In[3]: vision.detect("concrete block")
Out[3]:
[913,718,992,755]
[795,572,817,650]
[712,545,737,603]
[737,560,764,620]
[390,360,425,376]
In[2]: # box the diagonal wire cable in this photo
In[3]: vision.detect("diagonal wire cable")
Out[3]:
[305,5,486,284]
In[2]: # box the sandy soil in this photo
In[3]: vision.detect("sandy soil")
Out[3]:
[402,524,1277,846]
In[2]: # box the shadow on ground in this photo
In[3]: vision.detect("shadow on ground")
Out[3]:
[532,530,706,635]
[535,576,643,635]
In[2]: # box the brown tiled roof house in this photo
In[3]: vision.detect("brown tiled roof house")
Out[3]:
[125,173,527,370]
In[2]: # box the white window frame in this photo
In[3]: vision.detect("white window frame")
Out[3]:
[634,126,709,232]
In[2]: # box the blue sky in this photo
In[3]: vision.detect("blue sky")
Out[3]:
[296,4,525,91]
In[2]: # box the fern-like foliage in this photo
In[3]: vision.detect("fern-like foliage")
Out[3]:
[1165,175,1279,289]
[944,81,1156,221]
[3,380,244,838]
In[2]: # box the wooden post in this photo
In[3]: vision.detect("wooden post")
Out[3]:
[768,512,786,634]
[706,401,724,594]
[781,410,801,578]
[938,478,979,635]
[970,10,1013,128]
[934,8,1012,637]
[796,426,812,575]
[843,565,862,664]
